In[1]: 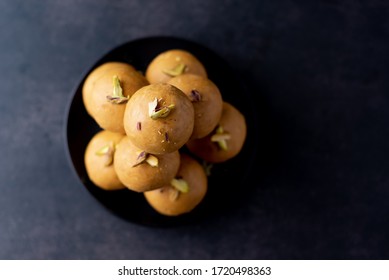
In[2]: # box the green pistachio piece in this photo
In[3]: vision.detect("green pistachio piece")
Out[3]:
[171,178,189,193]
[148,98,175,119]
[217,139,228,151]
[145,155,159,167]
[95,144,110,156]
[132,151,158,167]
[132,151,148,167]
[216,125,224,134]
[162,63,186,77]
[95,142,115,166]
[210,133,231,142]
[211,125,230,151]
[151,104,175,119]
[106,75,129,104]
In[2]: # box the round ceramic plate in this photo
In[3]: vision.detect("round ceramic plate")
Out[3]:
[66,36,257,227]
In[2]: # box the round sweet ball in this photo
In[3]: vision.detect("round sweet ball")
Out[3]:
[114,136,180,193]
[124,83,195,155]
[168,74,223,139]
[186,102,247,163]
[82,62,149,134]
[144,154,207,216]
[145,49,207,84]
[84,130,125,191]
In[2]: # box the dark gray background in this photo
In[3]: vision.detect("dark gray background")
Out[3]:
[1,0,388,259]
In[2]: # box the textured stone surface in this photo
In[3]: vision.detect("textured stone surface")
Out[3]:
[0,0,389,259]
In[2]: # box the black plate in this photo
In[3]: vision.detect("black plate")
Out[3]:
[66,36,257,227]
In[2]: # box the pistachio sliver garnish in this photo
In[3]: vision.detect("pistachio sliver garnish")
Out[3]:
[112,75,122,97]
[132,151,159,167]
[151,104,175,119]
[106,96,129,104]
[95,142,115,166]
[162,63,186,77]
[217,139,228,151]
[210,133,231,142]
[189,90,202,102]
[145,155,159,167]
[132,151,148,167]
[148,98,175,119]
[212,125,230,151]
[171,178,189,193]
[216,125,224,134]
[106,75,129,104]
[95,144,111,156]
